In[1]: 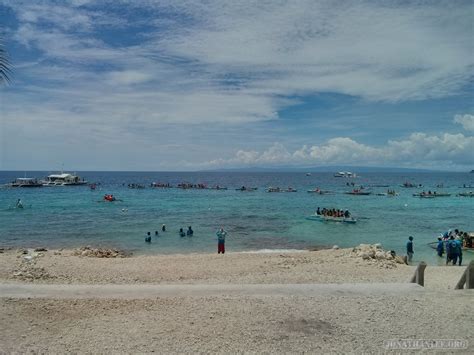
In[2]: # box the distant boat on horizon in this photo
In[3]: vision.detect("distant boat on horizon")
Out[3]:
[334,171,357,178]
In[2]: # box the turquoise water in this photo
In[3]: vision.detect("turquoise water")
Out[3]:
[0,171,473,264]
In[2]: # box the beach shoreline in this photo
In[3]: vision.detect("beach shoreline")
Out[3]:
[0,245,468,289]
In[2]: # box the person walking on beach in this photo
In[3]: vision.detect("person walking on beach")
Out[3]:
[406,236,414,263]
[216,227,227,254]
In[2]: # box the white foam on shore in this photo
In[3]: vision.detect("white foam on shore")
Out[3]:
[239,249,308,254]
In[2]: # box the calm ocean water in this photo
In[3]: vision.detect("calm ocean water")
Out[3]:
[0,171,473,264]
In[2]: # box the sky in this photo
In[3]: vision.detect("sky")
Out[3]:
[0,0,473,171]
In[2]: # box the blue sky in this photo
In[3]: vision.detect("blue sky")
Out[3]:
[0,0,473,171]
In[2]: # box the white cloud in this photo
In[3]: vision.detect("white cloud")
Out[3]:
[203,132,474,169]
[106,70,153,85]
[454,114,474,132]
[5,0,474,130]
[1,1,473,170]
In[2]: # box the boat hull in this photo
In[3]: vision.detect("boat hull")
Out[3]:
[307,215,357,224]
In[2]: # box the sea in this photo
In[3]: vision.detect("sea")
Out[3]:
[0,171,473,264]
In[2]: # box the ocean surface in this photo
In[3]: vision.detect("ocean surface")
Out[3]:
[0,171,473,264]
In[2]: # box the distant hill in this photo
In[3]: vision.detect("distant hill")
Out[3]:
[202,166,441,173]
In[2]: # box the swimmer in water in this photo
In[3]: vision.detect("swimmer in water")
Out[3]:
[16,199,23,209]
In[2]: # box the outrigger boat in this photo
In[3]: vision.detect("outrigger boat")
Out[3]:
[307,214,357,224]
[151,182,172,188]
[345,189,371,195]
[307,188,331,194]
[428,234,474,253]
[334,171,356,178]
[236,186,258,191]
[413,191,451,198]
[5,177,43,188]
[208,185,228,190]
[267,187,297,192]
[377,190,399,196]
[457,191,474,197]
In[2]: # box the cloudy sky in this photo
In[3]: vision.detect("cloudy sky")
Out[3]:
[0,0,473,171]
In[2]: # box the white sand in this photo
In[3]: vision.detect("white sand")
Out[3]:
[0,248,472,353]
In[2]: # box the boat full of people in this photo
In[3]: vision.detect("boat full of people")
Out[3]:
[428,229,474,254]
[41,173,88,186]
[5,177,43,188]
[177,183,207,189]
[307,207,357,224]
[413,191,451,198]
[150,182,172,188]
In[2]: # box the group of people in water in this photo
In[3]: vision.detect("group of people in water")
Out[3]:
[316,207,351,218]
[144,224,229,254]
[145,224,194,242]
[179,226,194,237]
[436,229,471,266]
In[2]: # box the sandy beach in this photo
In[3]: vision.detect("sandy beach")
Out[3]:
[0,247,472,353]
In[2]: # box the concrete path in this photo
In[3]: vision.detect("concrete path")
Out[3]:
[0,282,425,299]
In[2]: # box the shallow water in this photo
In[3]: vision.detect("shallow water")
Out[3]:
[0,171,473,264]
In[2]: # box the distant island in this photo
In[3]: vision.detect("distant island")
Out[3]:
[203,166,443,173]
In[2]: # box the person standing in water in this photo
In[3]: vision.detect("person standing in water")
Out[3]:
[406,236,414,263]
[436,237,444,257]
[216,227,227,254]
[16,199,23,209]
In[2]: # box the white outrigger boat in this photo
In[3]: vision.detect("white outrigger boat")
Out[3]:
[306,213,357,224]
[42,173,88,186]
[5,177,43,188]
[334,171,356,178]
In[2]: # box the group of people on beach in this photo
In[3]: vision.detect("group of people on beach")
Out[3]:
[316,207,351,218]
[436,229,469,266]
